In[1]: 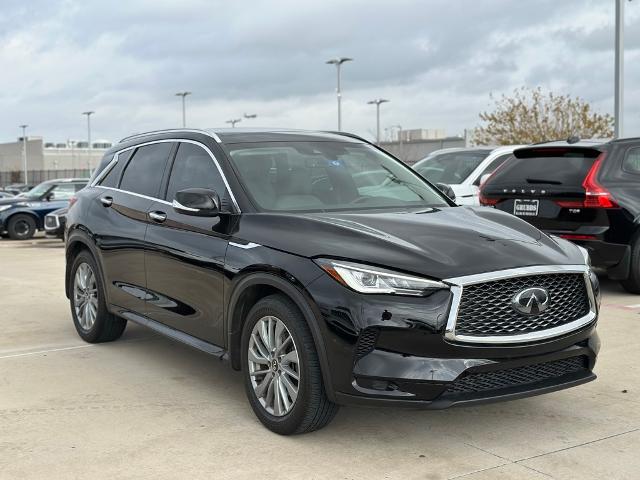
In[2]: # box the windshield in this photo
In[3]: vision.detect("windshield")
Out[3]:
[23,182,53,199]
[226,141,448,212]
[414,150,491,184]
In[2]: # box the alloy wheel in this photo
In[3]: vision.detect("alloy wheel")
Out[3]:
[248,315,300,416]
[73,262,98,330]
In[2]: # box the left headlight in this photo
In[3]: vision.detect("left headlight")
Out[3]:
[0,205,14,212]
[315,259,447,296]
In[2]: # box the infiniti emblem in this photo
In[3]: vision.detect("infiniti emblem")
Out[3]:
[512,287,550,315]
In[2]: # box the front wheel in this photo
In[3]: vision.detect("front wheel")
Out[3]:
[241,294,338,435]
[7,214,36,240]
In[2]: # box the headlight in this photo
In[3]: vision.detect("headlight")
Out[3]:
[315,259,447,296]
[0,205,13,212]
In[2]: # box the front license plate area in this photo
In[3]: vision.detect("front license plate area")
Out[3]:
[513,199,539,216]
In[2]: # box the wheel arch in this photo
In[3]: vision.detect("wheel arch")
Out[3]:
[226,271,335,401]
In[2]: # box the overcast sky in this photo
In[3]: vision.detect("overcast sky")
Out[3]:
[1,0,639,144]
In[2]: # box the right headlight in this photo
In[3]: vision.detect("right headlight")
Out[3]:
[315,259,447,296]
[0,205,14,212]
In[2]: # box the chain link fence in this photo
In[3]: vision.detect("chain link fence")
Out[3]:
[0,169,91,188]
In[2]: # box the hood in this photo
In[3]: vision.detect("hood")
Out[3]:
[235,206,584,279]
[0,197,29,207]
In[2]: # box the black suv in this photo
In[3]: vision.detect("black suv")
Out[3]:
[480,138,640,292]
[65,129,599,434]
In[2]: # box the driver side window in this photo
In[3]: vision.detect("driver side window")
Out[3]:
[49,183,75,200]
[165,142,226,202]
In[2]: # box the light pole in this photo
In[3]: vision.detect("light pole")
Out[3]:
[19,125,28,184]
[614,0,625,138]
[244,113,257,120]
[226,118,242,128]
[326,57,353,131]
[367,99,389,144]
[175,91,191,127]
[82,111,94,173]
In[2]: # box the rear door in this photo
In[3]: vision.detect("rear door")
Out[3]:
[480,147,606,234]
[92,142,174,314]
[144,141,230,346]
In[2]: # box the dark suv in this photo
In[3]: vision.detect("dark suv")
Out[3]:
[65,129,599,434]
[480,138,640,292]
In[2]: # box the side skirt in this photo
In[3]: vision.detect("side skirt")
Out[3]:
[118,309,228,360]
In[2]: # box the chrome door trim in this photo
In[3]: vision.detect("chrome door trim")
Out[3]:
[443,264,596,344]
[91,138,241,212]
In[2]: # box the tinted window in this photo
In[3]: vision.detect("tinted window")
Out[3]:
[474,153,513,185]
[414,150,491,184]
[100,150,132,188]
[119,143,172,197]
[488,148,600,186]
[166,143,226,201]
[227,141,447,212]
[624,147,640,174]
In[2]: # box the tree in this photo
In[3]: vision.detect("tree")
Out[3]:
[473,87,613,145]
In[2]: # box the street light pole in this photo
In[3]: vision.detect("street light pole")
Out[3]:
[175,92,192,127]
[614,0,625,138]
[19,125,28,184]
[326,57,353,131]
[82,111,94,173]
[367,99,390,144]
[226,118,242,128]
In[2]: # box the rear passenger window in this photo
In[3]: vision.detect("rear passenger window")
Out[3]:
[165,142,226,202]
[119,143,173,198]
[624,147,640,174]
[100,150,132,188]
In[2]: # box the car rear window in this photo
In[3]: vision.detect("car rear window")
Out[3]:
[414,150,491,184]
[488,148,600,186]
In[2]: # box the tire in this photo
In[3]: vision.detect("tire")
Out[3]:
[7,214,36,240]
[70,250,127,343]
[621,233,640,294]
[241,294,338,435]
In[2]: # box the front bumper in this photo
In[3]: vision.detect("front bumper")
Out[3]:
[305,267,600,408]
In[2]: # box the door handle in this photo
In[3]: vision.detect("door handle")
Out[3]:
[100,196,113,207]
[149,211,167,223]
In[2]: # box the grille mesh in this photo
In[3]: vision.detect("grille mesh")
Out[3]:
[455,273,590,337]
[445,356,588,395]
[355,328,379,360]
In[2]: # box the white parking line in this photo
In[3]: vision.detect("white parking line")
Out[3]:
[0,344,95,360]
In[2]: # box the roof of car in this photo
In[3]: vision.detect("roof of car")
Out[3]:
[40,178,89,184]
[118,128,366,145]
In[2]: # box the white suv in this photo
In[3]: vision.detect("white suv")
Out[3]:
[413,145,525,205]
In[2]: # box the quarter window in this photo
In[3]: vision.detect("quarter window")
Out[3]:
[99,151,132,188]
[119,143,173,198]
[165,143,226,202]
[623,147,640,174]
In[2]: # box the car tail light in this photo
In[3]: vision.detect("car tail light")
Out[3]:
[553,153,618,209]
[478,155,510,206]
[582,153,618,208]
[479,193,500,206]
[560,234,597,241]
[69,196,78,209]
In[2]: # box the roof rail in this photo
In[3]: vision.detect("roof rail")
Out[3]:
[118,129,221,144]
[323,130,372,144]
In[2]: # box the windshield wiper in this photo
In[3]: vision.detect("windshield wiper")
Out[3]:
[526,178,562,185]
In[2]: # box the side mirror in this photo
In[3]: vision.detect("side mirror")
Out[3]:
[436,183,456,202]
[173,188,220,217]
[45,192,55,201]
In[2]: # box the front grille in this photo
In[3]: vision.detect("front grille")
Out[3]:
[355,328,379,361]
[445,356,588,395]
[455,273,590,337]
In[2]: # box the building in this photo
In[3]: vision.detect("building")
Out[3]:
[0,137,112,186]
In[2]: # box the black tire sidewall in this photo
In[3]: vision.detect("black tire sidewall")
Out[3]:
[8,214,36,240]
[241,296,317,434]
[70,251,110,342]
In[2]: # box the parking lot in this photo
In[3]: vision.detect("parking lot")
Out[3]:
[0,236,638,480]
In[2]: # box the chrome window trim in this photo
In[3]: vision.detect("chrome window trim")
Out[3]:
[443,264,596,344]
[91,138,240,213]
[119,129,222,144]
[94,185,173,206]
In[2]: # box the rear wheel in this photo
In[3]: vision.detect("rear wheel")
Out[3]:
[241,294,338,435]
[70,251,127,342]
[7,214,36,240]
[621,234,640,294]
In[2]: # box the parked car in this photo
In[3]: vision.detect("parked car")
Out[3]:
[66,128,599,435]
[3,183,35,196]
[413,146,525,205]
[0,178,88,240]
[0,191,15,199]
[480,137,640,292]
[44,207,68,239]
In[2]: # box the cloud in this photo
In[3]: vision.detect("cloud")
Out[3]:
[0,0,638,146]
